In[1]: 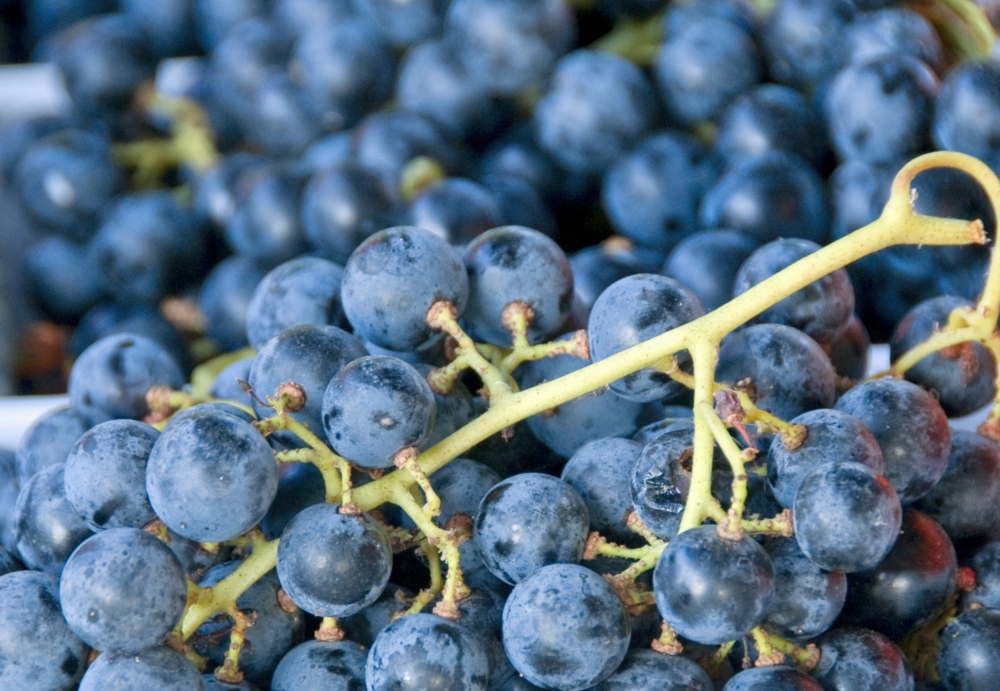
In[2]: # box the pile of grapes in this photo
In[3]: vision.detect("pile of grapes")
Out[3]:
[5,0,1000,689]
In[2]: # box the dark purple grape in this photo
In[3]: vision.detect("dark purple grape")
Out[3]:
[733,238,855,346]
[793,461,902,573]
[839,509,957,640]
[339,583,411,646]
[828,314,871,381]
[843,8,942,70]
[355,0,448,48]
[762,537,847,640]
[13,130,120,241]
[938,608,1000,691]
[0,570,88,690]
[60,527,187,654]
[322,355,435,468]
[762,0,855,90]
[271,639,367,691]
[561,438,643,545]
[245,256,346,352]
[367,612,490,691]
[722,666,823,690]
[654,14,761,127]
[194,562,306,687]
[474,473,589,585]
[571,241,664,310]
[653,525,775,644]
[592,648,714,690]
[834,378,951,503]
[79,645,207,690]
[968,542,1000,609]
[198,256,266,354]
[0,450,19,554]
[933,59,1000,175]
[502,563,630,690]
[24,236,103,323]
[277,504,392,617]
[814,627,914,691]
[301,163,395,266]
[699,151,829,245]
[248,324,368,447]
[916,431,1000,547]
[533,50,661,174]
[406,178,503,246]
[341,226,468,352]
[224,167,309,270]
[662,230,760,312]
[588,274,705,403]
[209,358,255,407]
[13,464,93,575]
[70,302,191,372]
[63,419,158,531]
[715,324,836,421]
[890,296,997,417]
[520,348,645,458]
[273,0,354,38]
[767,408,884,510]
[14,404,110,486]
[291,18,395,129]
[463,226,575,347]
[68,333,184,420]
[145,411,278,542]
[630,426,731,540]
[601,132,708,252]
[716,84,829,169]
[446,0,575,96]
[825,56,938,166]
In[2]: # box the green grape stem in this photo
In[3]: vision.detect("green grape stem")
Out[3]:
[176,152,999,643]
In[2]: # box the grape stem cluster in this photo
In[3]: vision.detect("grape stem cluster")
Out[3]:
[156,151,1000,679]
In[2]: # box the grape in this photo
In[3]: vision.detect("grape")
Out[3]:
[560,438,643,545]
[829,314,872,381]
[654,13,761,127]
[793,461,902,573]
[834,378,950,503]
[843,8,943,69]
[916,430,1000,546]
[165,402,255,430]
[502,563,630,690]
[248,324,368,447]
[630,426,731,540]
[591,648,714,690]
[890,296,997,417]
[341,226,468,352]
[276,504,392,617]
[474,472,589,585]
[716,323,836,421]
[733,238,855,346]
[24,235,103,323]
[653,525,775,644]
[14,404,111,486]
[840,509,957,640]
[519,347,645,458]
[0,544,22,576]
[271,639,367,691]
[367,612,490,691]
[145,411,279,542]
[408,178,504,246]
[209,358,255,407]
[59,527,187,654]
[68,333,184,420]
[339,583,412,646]
[198,257,267,353]
[968,542,1000,609]
[814,627,914,691]
[767,408,884,510]
[533,50,660,175]
[0,570,88,690]
[763,0,856,89]
[938,607,1000,690]
[245,256,346,351]
[261,461,325,540]
[588,274,705,403]
[63,419,159,531]
[301,163,394,265]
[79,645,207,690]
[761,537,847,640]
[415,364,478,450]
[322,355,435,468]
[194,562,306,686]
[722,666,823,690]
[203,675,258,691]
[933,59,1000,174]
[716,84,829,169]
[13,464,94,575]
[662,230,759,312]
[224,167,310,269]
[463,226,575,347]
[355,0,448,48]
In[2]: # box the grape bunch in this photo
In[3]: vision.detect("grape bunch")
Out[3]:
[3,0,1000,689]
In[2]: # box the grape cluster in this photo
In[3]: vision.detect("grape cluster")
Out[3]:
[3,0,1000,689]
